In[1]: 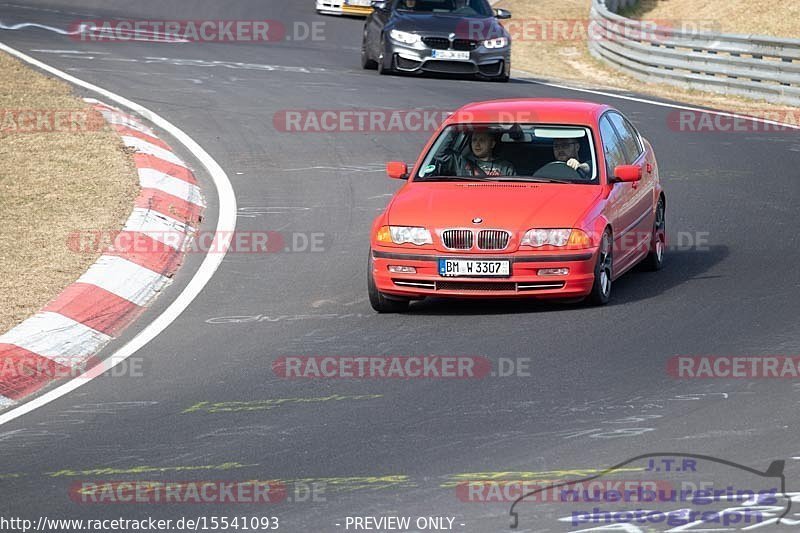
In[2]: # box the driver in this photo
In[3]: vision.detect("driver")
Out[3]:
[552,138,591,177]
[452,0,475,14]
[459,131,516,177]
[401,0,417,9]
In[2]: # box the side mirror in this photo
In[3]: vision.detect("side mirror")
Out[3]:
[495,8,512,19]
[387,161,409,179]
[614,164,642,183]
[371,0,388,10]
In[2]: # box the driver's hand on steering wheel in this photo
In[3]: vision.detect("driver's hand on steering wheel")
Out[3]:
[566,158,591,173]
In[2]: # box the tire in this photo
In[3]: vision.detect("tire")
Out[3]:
[361,33,377,70]
[587,230,613,306]
[481,73,509,83]
[377,38,393,75]
[485,60,510,82]
[367,254,410,313]
[642,197,665,271]
[489,70,510,83]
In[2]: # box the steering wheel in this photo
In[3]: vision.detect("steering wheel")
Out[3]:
[431,149,459,176]
[533,161,584,180]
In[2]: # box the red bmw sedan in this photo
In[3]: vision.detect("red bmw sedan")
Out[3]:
[368,99,665,312]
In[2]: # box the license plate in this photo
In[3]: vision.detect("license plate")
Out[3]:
[438,259,510,277]
[431,50,470,61]
[346,0,371,5]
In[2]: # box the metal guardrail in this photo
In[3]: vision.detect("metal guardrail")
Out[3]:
[589,0,800,107]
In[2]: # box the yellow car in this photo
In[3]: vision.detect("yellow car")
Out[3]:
[316,0,373,16]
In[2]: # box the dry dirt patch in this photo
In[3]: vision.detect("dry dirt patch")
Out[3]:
[0,52,139,333]
[625,0,800,38]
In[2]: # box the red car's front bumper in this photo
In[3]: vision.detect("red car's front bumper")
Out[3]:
[370,245,598,300]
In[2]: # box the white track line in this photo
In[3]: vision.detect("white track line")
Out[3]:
[0,41,237,426]
[0,21,86,35]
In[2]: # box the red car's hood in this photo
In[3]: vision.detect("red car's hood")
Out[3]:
[387,182,601,230]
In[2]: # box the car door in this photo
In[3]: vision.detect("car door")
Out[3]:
[598,114,638,272]
[606,111,654,261]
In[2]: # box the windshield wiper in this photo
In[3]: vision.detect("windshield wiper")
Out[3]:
[491,177,573,184]
[417,175,496,182]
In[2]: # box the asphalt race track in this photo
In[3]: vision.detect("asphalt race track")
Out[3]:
[1,1,799,532]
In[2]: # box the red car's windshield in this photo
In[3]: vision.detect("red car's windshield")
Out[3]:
[416,124,598,183]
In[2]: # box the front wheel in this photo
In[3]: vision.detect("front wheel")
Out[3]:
[377,38,393,75]
[586,230,613,306]
[367,254,410,313]
[484,61,510,82]
[489,72,510,83]
[642,197,665,271]
[361,33,377,70]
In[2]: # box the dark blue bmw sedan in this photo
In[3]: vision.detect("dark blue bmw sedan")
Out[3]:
[361,0,512,81]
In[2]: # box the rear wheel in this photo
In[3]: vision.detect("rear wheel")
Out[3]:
[367,254,410,313]
[587,230,613,306]
[642,197,666,271]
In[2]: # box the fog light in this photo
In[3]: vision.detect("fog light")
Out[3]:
[538,268,569,276]
[389,265,416,274]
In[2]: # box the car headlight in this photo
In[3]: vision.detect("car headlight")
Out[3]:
[521,229,592,248]
[483,37,508,49]
[376,226,433,246]
[389,29,421,45]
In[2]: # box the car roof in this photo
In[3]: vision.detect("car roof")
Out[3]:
[445,98,613,127]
